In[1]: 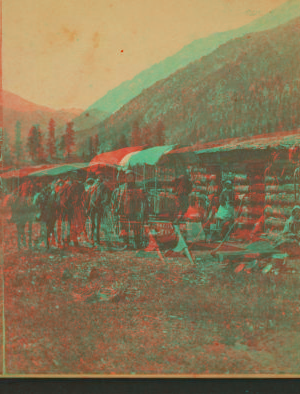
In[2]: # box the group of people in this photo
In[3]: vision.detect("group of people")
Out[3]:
[0,167,199,252]
[187,176,300,254]
[2,166,300,255]
[202,178,300,253]
[195,179,237,242]
[1,169,189,251]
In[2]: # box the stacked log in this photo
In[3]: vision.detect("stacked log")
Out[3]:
[263,171,295,231]
[190,169,218,207]
[230,173,254,230]
[190,165,296,235]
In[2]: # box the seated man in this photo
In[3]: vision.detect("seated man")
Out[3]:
[282,205,300,236]
[273,206,300,253]
[250,205,273,242]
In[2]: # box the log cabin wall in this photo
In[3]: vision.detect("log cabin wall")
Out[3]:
[193,145,300,237]
[236,161,266,233]
[197,148,297,236]
[264,156,296,232]
[189,167,218,209]
[218,152,296,235]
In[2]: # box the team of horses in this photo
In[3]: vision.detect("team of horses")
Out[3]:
[1,172,199,252]
[2,176,115,250]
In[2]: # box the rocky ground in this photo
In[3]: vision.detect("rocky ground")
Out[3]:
[1,221,300,375]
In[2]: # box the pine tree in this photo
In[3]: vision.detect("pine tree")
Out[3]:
[152,120,165,146]
[59,135,66,158]
[2,129,12,165]
[141,125,152,146]
[98,139,113,153]
[94,134,99,155]
[27,125,45,163]
[37,126,45,162]
[27,125,40,162]
[64,122,75,158]
[130,120,142,146]
[56,138,61,159]
[116,134,128,149]
[47,118,56,159]
[14,120,23,165]
[89,136,94,160]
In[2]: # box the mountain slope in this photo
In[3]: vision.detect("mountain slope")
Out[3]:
[1,91,84,142]
[77,16,300,147]
[84,0,300,118]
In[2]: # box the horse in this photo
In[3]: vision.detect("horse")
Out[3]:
[3,185,36,251]
[56,178,86,246]
[86,179,113,245]
[34,184,58,249]
[67,180,86,246]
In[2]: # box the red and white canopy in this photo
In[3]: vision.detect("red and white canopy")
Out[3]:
[89,146,145,168]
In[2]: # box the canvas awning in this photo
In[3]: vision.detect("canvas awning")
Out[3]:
[163,147,200,165]
[123,145,176,168]
[1,164,58,179]
[90,146,145,167]
[29,163,90,177]
[122,145,199,168]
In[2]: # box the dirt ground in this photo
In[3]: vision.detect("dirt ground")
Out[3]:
[2,221,300,375]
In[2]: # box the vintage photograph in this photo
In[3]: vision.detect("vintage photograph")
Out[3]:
[1,0,300,376]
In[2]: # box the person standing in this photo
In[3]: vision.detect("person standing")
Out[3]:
[173,172,193,223]
[119,170,148,249]
[215,180,236,239]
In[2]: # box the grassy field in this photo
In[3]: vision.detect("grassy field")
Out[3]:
[2,221,300,375]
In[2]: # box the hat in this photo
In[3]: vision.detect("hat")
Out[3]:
[126,169,135,178]
[292,205,300,215]
[264,205,273,216]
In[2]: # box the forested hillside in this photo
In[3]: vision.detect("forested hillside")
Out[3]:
[77,16,300,153]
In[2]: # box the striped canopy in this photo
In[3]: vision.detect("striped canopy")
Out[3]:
[122,145,176,168]
[90,146,145,167]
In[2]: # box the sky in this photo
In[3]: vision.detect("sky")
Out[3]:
[2,0,287,110]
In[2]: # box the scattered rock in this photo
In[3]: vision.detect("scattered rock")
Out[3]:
[110,291,126,303]
[89,267,101,281]
[37,273,49,286]
[13,273,25,287]
[182,268,196,275]
[62,269,73,281]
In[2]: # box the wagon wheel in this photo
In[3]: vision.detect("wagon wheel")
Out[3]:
[101,204,125,250]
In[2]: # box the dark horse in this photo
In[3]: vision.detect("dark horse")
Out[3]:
[34,184,58,249]
[56,179,86,246]
[86,179,113,245]
[4,182,36,251]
